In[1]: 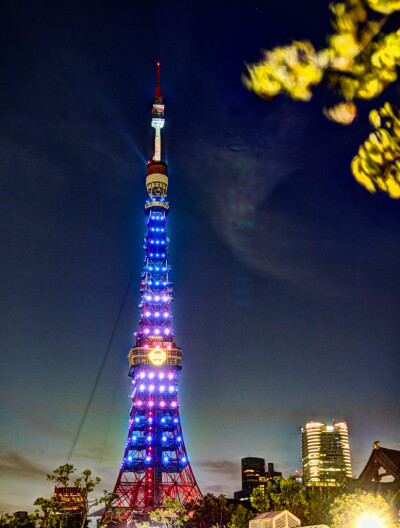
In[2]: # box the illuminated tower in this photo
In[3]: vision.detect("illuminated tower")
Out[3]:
[105,64,202,521]
[301,420,352,487]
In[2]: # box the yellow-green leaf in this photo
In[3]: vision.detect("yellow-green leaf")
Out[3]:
[366,0,400,14]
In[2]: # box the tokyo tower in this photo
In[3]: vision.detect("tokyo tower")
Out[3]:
[104,64,202,522]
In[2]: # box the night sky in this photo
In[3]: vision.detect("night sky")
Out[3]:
[1,0,399,513]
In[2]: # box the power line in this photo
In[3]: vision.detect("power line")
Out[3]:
[66,273,133,463]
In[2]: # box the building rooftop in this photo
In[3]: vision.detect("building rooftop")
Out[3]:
[359,443,400,481]
[252,512,289,520]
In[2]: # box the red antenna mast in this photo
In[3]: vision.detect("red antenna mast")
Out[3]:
[155,61,161,97]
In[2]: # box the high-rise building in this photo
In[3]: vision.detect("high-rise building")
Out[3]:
[234,458,282,500]
[242,457,265,495]
[103,64,202,522]
[301,420,352,487]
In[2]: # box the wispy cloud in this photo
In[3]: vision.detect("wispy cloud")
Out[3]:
[197,459,238,480]
[203,484,228,495]
[0,499,22,514]
[0,391,71,440]
[178,93,400,298]
[0,447,47,479]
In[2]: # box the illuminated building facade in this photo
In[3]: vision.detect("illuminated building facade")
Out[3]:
[234,458,282,500]
[242,457,265,495]
[53,487,83,512]
[301,420,352,487]
[104,65,202,521]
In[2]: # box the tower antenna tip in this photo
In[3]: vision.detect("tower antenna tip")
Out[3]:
[155,62,161,97]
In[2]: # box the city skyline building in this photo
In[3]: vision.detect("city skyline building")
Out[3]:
[242,457,265,495]
[301,420,352,487]
[103,64,202,522]
[234,458,282,500]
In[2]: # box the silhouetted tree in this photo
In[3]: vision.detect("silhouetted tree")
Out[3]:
[190,494,236,528]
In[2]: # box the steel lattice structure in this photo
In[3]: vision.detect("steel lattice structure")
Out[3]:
[103,64,202,524]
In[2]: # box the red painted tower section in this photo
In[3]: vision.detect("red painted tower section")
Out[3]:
[103,65,202,524]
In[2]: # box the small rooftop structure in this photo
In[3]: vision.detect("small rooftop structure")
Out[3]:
[249,510,301,528]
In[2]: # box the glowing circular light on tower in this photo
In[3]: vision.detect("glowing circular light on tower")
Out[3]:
[149,346,166,365]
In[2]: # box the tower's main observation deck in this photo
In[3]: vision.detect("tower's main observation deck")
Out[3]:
[104,64,202,523]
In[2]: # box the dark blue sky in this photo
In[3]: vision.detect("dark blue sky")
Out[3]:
[0,0,399,512]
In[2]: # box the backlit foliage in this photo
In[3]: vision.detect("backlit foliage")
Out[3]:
[352,102,400,197]
[242,0,400,197]
[242,41,323,101]
[329,489,398,528]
